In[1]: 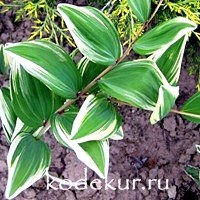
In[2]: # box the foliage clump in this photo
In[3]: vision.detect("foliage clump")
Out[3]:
[104,0,141,46]
[0,0,199,46]
[104,0,200,45]
[0,0,74,46]
[152,0,200,39]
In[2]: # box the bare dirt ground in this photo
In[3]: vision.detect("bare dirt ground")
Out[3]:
[0,1,200,200]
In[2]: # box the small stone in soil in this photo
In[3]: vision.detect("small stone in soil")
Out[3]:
[168,185,177,199]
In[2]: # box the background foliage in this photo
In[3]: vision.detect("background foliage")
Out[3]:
[1,0,199,46]
[0,0,75,46]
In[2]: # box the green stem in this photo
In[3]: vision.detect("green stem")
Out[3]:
[0,4,22,8]
[32,124,50,139]
[170,109,200,119]
[111,100,199,119]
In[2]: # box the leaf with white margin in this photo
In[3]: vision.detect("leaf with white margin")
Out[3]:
[127,0,151,23]
[70,94,121,143]
[4,40,82,99]
[51,105,79,147]
[151,35,188,86]
[196,145,200,154]
[133,17,197,55]
[184,165,200,186]
[51,104,110,178]
[99,59,179,123]
[150,84,179,124]
[5,132,51,199]
[69,139,109,179]
[11,118,34,142]
[78,140,109,178]
[181,92,200,124]
[99,59,168,111]
[110,126,124,140]
[0,87,17,142]
[10,61,54,128]
[57,3,122,65]
[0,44,9,74]
[52,119,109,179]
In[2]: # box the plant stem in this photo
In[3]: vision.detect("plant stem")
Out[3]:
[110,100,199,120]
[0,4,21,8]
[170,109,200,119]
[40,0,165,134]
[56,99,76,114]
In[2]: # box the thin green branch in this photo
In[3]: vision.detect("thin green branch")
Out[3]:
[170,109,200,119]
[110,100,200,120]
[0,3,22,8]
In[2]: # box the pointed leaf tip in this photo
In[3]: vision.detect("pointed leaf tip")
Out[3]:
[150,84,179,124]
[10,62,54,128]
[128,0,151,23]
[51,108,109,178]
[99,59,167,111]
[133,17,197,55]
[57,3,122,65]
[70,94,121,143]
[5,133,51,199]
[0,87,16,142]
[181,92,200,124]
[5,40,82,99]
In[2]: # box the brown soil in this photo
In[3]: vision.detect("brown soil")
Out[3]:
[0,1,200,200]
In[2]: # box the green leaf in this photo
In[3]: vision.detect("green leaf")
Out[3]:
[196,145,200,153]
[151,35,188,86]
[99,59,168,111]
[11,61,54,128]
[127,0,151,23]
[99,59,179,123]
[70,94,121,143]
[150,84,179,124]
[57,3,122,65]
[0,87,17,142]
[78,57,107,92]
[5,133,51,199]
[51,108,109,178]
[5,40,82,98]
[0,45,4,73]
[51,105,79,147]
[11,118,34,142]
[110,126,124,140]
[11,93,65,142]
[53,94,66,112]
[133,17,197,55]
[78,140,109,178]
[181,92,200,124]
[185,165,200,186]
[0,45,9,74]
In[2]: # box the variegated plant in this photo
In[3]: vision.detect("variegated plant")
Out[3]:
[0,0,199,199]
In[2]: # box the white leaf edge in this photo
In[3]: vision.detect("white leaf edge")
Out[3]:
[5,134,49,199]
[70,94,118,143]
